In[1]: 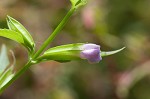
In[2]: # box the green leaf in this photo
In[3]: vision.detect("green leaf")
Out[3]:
[0,45,9,75]
[0,29,24,44]
[37,43,84,62]
[7,16,35,52]
[101,47,125,57]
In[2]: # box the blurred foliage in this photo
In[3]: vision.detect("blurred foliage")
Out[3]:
[0,45,15,90]
[0,0,150,99]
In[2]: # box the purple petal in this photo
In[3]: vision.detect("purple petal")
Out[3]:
[80,43,100,50]
[80,49,102,63]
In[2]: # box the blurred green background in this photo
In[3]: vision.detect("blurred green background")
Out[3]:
[0,0,150,99]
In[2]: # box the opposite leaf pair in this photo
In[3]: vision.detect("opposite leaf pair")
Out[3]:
[7,16,35,54]
[0,16,35,55]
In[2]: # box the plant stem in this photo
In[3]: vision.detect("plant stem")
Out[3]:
[0,7,76,94]
[32,7,76,59]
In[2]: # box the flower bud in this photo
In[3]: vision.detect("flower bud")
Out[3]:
[80,44,102,63]
[38,43,124,64]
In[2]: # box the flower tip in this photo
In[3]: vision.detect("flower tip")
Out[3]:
[100,47,126,57]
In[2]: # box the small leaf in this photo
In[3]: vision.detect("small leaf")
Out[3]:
[0,45,9,75]
[0,29,24,44]
[101,47,125,57]
[7,16,35,52]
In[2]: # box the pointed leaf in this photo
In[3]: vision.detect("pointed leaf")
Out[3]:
[7,16,35,52]
[0,29,24,44]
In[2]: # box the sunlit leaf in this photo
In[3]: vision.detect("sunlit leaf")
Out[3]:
[7,16,35,52]
[0,29,24,44]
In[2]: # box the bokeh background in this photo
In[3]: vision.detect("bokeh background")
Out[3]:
[0,0,150,99]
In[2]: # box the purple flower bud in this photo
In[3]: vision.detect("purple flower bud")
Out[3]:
[80,43,102,63]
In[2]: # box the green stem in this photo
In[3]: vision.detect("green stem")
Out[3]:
[0,61,32,94]
[0,7,76,94]
[32,7,76,59]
